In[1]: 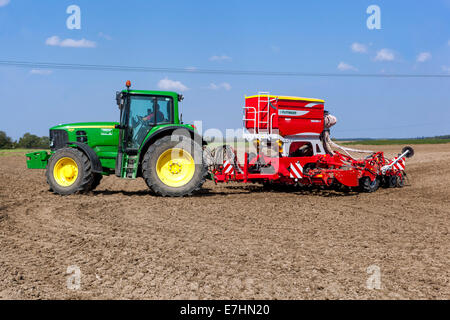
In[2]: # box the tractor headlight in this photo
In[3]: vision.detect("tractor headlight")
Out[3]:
[49,132,54,148]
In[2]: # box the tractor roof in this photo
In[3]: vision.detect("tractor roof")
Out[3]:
[245,94,324,103]
[122,90,179,97]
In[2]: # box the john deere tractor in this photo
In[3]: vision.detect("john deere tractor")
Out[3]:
[26,81,208,197]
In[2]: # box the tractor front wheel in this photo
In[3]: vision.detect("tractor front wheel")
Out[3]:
[142,135,207,197]
[46,148,95,195]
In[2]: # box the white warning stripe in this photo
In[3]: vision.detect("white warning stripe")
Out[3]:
[223,161,234,174]
[289,162,303,179]
[390,158,406,171]
[224,166,233,174]
[395,162,405,171]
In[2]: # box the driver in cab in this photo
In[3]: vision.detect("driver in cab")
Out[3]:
[142,103,165,123]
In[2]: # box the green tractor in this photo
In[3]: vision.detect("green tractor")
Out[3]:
[26,81,208,197]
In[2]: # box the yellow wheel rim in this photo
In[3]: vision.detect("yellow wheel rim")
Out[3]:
[53,157,79,187]
[156,148,195,188]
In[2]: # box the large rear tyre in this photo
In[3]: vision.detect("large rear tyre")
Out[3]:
[46,148,94,195]
[90,173,103,191]
[142,135,208,197]
[359,176,380,193]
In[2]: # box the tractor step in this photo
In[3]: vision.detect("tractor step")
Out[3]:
[125,156,138,178]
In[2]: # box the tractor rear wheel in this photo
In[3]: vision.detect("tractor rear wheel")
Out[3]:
[90,173,103,191]
[142,135,207,197]
[46,148,95,195]
[359,176,380,193]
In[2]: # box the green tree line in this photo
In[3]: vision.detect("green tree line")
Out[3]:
[0,131,49,149]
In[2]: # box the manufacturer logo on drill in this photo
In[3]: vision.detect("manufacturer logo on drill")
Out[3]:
[278,109,310,117]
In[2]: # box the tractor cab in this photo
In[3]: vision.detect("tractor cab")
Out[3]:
[116,82,184,155]
[114,82,191,180]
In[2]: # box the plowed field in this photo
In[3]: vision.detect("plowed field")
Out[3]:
[0,144,449,299]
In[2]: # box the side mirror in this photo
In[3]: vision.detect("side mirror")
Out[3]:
[180,113,183,124]
[116,92,123,109]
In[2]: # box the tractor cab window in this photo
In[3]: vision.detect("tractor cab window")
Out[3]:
[153,97,173,124]
[126,95,173,150]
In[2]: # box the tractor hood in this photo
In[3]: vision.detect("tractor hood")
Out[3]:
[50,122,119,131]
[49,122,120,151]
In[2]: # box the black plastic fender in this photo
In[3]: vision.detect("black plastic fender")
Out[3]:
[138,126,206,175]
[140,126,205,153]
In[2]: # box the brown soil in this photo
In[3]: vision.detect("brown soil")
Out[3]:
[0,144,449,299]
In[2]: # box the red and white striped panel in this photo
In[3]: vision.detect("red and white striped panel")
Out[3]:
[389,158,406,171]
[223,160,234,175]
[289,162,303,179]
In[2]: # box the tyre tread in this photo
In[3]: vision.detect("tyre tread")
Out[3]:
[142,135,207,197]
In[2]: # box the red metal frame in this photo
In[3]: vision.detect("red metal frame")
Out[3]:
[215,93,409,190]
[213,149,406,188]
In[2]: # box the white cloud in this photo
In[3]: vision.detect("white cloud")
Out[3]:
[0,0,10,7]
[60,38,96,48]
[447,40,450,46]
[157,78,188,91]
[45,36,96,48]
[30,69,53,75]
[209,55,232,62]
[208,82,232,91]
[351,42,368,53]
[416,52,431,63]
[337,62,358,71]
[98,32,112,41]
[442,66,450,73]
[374,48,395,61]
[45,36,60,46]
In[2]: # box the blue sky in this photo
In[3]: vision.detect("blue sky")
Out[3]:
[0,0,449,139]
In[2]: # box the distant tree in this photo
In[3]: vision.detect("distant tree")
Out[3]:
[0,131,14,149]
[17,133,50,149]
[39,136,50,148]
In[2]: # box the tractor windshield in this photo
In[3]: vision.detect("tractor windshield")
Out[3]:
[126,95,173,149]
